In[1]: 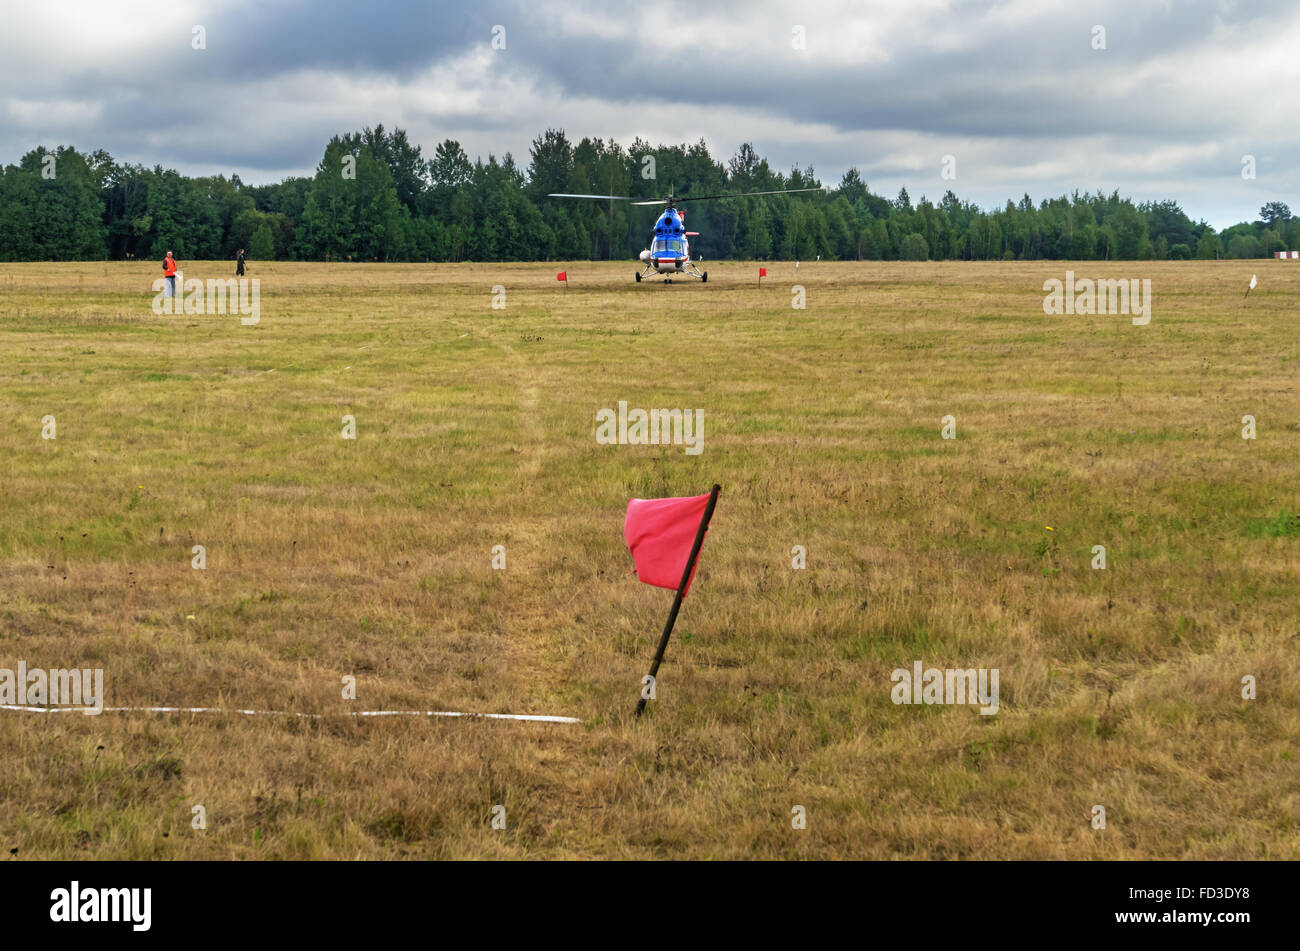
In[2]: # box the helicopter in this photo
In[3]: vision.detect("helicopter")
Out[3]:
[548,187,823,283]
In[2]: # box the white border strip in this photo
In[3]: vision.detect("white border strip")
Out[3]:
[0,704,580,724]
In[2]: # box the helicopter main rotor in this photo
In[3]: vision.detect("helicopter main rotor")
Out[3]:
[548,187,824,210]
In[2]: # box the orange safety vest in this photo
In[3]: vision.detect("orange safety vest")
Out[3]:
[163,256,177,277]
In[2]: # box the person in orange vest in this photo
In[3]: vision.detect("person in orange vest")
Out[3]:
[162,251,178,300]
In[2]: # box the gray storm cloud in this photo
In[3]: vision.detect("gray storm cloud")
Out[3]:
[1,0,1296,227]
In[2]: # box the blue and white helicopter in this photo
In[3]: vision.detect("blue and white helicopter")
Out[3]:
[548,187,823,283]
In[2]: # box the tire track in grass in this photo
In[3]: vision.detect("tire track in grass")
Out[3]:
[450,317,590,718]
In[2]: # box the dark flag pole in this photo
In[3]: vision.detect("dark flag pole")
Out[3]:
[634,483,721,720]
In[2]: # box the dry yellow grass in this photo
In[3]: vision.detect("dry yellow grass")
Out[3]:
[0,259,1296,858]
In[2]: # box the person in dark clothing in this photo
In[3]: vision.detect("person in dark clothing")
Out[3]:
[236,249,246,276]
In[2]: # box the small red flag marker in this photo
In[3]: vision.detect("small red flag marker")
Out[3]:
[557,270,567,290]
[758,266,767,285]
[626,485,721,719]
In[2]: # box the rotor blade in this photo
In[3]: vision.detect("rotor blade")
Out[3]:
[547,193,639,201]
[631,199,670,206]
[674,187,825,202]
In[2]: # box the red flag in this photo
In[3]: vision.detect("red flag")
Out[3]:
[624,493,712,595]
[557,271,567,282]
[759,267,767,277]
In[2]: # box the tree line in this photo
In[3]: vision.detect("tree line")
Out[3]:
[0,126,1294,263]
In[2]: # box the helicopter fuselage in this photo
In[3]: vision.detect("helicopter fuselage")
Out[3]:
[634,207,706,281]
[640,208,689,272]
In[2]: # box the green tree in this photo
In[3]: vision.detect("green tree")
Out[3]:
[3,126,1295,266]
[1195,230,1221,259]
[1226,234,1259,259]
[1260,201,1291,227]
[1109,203,1148,259]
[526,129,574,200]
[249,222,275,260]
[900,233,929,260]
[4,147,109,260]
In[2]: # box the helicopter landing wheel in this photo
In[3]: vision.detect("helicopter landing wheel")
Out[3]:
[635,271,641,282]
[702,271,708,283]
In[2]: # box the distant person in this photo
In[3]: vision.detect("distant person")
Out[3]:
[236,248,245,276]
[163,251,177,299]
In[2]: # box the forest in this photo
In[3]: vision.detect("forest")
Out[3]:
[0,126,1294,263]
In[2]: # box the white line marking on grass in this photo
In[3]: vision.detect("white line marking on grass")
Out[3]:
[0,704,580,724]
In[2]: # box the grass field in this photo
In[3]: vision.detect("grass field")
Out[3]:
[1,258,1297,859]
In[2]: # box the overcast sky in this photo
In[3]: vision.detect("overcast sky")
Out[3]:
[3,0,1297,228]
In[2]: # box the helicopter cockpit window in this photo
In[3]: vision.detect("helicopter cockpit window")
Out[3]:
[653,236,685,254]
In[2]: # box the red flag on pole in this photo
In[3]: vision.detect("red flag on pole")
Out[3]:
[759,267,767,277]
[624,493,713,595]
[627,485,721,719]
[557,271,567,282]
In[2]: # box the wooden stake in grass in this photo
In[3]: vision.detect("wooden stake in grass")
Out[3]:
[629,485,722,717]
[121,569,135,635]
